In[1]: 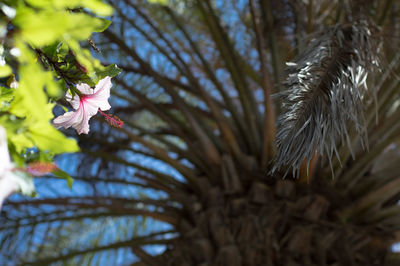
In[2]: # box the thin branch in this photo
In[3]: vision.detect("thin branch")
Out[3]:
[249,0,276,167]
[104,29,222,166]
[24,231,175,265]
[196,0,262,154]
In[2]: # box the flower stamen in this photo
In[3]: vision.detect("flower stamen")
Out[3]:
[98,110,124,128]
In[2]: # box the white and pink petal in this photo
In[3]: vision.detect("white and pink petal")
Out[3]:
[94,76,112,95]
[85,96,111,111]
[76,82,93,95]
[65,92,81,110]
[53,76,113,135]
[53,111,80,130]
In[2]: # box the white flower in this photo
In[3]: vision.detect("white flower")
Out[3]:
[53,76,112,134]
[0,126,35,210]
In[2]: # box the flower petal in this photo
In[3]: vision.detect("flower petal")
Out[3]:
[53,111,80,129]
[73,118,90,134]
[65,92,81,110]
[74,102,99,135]
[73,104,92,134]
[54,77,114,135]
[76,82,93,95]
[93,76,112,95]
[0,173,18,209]
[86,96,111,111]
[0,170,35,211]
[81,97,99,115]
[54,100,98,135]
[91,76,112,111]
[0,126,11,175]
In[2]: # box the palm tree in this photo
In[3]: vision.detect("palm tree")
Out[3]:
[1,0,400,265]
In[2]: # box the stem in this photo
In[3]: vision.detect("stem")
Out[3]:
[35,49,75,88]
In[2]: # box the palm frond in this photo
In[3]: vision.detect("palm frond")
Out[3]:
[274,20,381,176]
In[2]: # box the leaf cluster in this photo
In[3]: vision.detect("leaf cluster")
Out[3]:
[0,0,118,193]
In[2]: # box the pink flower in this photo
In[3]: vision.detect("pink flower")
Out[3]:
[0,126,35,210]
[53,76,113,134]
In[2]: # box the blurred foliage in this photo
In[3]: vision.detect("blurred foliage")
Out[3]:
[148,0,169,4]
[0,0,120,193]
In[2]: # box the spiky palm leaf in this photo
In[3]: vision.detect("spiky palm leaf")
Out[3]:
[1,0,400,265]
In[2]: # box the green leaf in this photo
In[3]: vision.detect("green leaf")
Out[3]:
[95,64,121,81]
[52,168,74,189]
[0,115,25,134]
[92,18,112,33]
[10,134,33,153]
[0,0,115,195]
[79,64,121,85]
[0,64,12,77]
[80,0,114,16]
[148,0,169,4]
[42,42,60,58]
[67,39,103,76]
[29,123,80,154]
[46,74,64,98]
[0,115,31,154]
[0,86,14,110]
[14,9,108,46]
[9,64,50,121]
[7,142,26,167]
[26,0,113,16]
[56,42,69,58]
